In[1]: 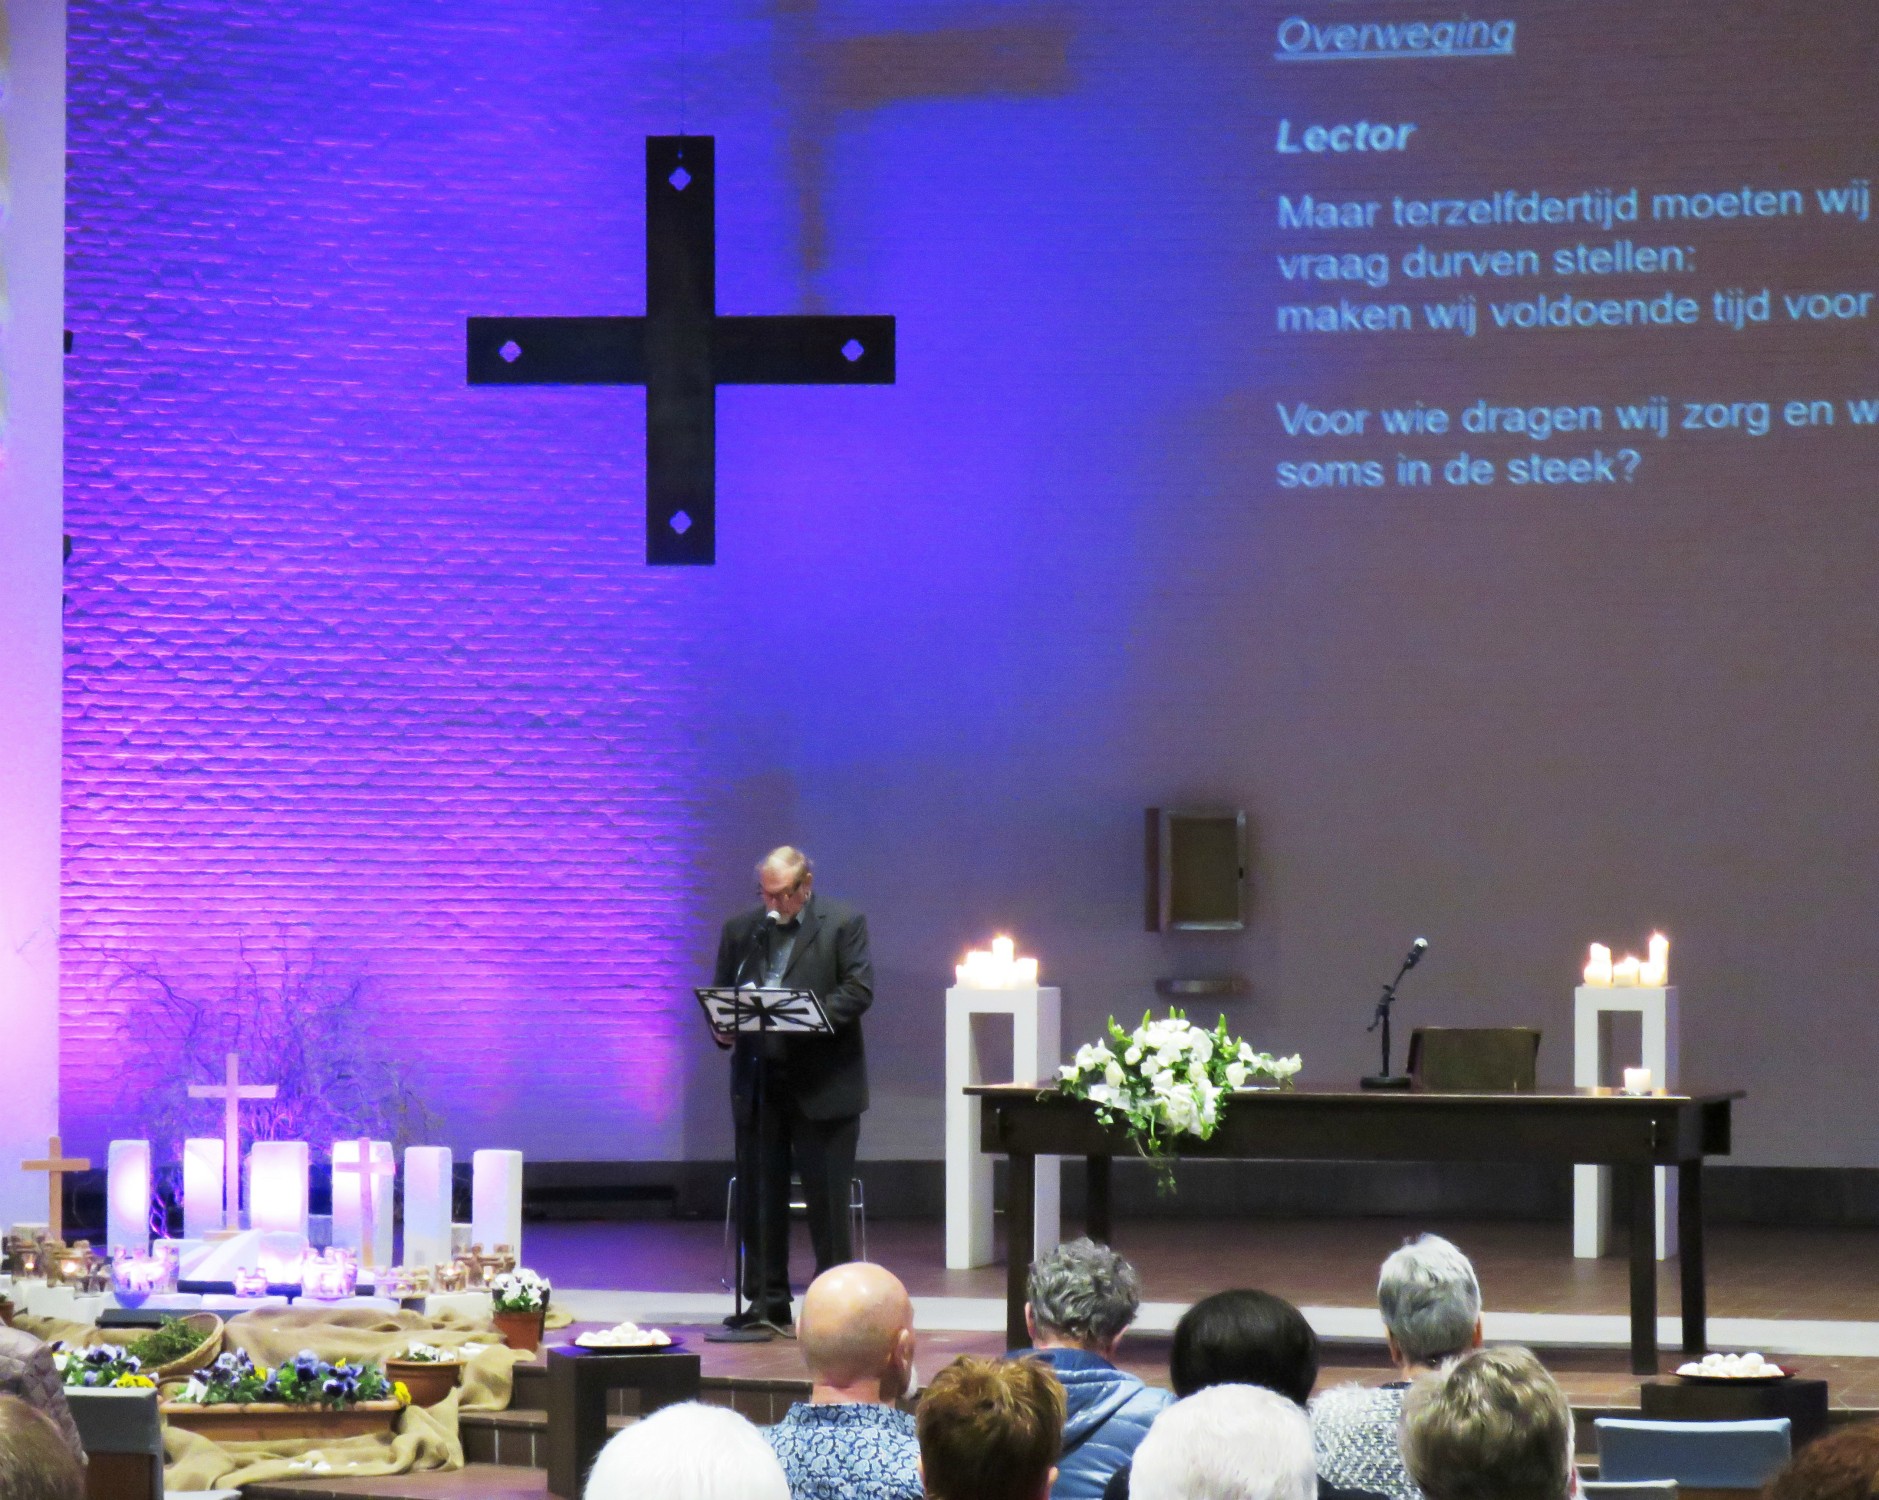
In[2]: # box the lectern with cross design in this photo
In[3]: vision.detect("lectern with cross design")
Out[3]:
[467,136,896,565]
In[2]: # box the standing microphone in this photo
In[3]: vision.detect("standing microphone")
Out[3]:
[1361,936,1429,1090]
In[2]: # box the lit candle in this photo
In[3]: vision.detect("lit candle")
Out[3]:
[1612,955,1642,986]
[955,934,1041,988]
[1623,1066,1653,1095]
[1640,932,1669,987]
[1584,944,1614,987]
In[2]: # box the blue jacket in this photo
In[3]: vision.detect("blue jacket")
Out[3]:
[1015,1347,1172,1500]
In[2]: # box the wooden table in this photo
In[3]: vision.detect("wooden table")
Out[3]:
[969,1084,1740,1374]
[544,1346,700,1497]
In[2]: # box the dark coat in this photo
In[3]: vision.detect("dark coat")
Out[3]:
[714,894,874,1121]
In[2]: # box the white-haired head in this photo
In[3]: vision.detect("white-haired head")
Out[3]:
[583,1401,789,1500]
[1378,1234,1482,1366]
[1130,1384,1317,1500]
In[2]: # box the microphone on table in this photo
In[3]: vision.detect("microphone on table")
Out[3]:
[1361,936,1429,1090]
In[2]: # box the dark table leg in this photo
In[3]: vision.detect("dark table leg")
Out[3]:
[1680,1159,1706,1355]
[1007,1151,1035,1350]
[546,1348,700,1498]
[1086,1155,1112,1244]
[1625,1163,1659,1375]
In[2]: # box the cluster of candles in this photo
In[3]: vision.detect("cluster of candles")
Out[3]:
[955,934,1039,989]
[1584,933,1669,988]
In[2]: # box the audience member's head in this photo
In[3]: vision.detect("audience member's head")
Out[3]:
[1130,1383,1317,1500]
[799,1261,917,1403]
[1170,1288,1319,1405]
[583,1400,789,1500]
[1400,1345,1571,1500]
[1378,1233,1483,1369]
[0,1396,84,1500]
[918,1354,1064,1500]
[1026,1237,1143,1355]
[1767,1417,1879,1500]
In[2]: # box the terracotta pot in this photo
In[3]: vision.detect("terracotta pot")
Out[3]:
[385,1358,463,1408]
[160,1399,401,1443]
[492,1308,545,1353]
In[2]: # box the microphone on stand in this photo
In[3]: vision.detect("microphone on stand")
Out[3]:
[1361,937,1429,1090]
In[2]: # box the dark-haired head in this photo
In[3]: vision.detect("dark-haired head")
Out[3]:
[1169,1289,1319,1404]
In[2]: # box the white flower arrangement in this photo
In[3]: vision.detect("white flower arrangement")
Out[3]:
[489,1268,550,1313]
[1057,1011,1301,1176]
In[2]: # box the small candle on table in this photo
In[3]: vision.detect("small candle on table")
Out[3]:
[1622,1066,1653,1095]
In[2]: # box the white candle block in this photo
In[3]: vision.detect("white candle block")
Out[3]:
[1584,943,1613,987]
[331,1140,395,1267]
[471,1149,523,1254]
[107,1140,152,1256]
[402,1148,454,1269]
[1612,955,1642,986]
[1623,1066,1653,1095]
[183,1139,225,1240]
[1640,932,1670,987]
[249,1142,310,1238]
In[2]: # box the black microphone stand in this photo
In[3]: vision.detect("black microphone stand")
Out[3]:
[1362,940,1427,1089]
[709,922,781,1344]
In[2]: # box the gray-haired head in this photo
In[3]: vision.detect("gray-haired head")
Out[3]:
[583,1400,789,1500]
[1131,1384,1318,1500]
[756,846,814,884]
[1027,1237,1143,1349]
[1378,1234,1481,1365]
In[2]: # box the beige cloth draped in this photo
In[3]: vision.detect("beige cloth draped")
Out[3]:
[22,1304,538,1490]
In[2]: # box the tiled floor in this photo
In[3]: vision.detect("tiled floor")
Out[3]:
[524,1214,1879,1320]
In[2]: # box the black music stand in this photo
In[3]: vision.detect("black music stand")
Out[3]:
[694,985,832,1342]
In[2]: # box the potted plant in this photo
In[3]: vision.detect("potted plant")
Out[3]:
[383,1341,465,1407]
[489,1269,551,1352]
[160,1348,408,1441]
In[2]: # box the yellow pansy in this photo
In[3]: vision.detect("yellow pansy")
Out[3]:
[392,1381,411,1406]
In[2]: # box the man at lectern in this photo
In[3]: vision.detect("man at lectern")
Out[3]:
[715,845,875,1329]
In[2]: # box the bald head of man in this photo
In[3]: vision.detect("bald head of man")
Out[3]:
[799,1262,917,1405]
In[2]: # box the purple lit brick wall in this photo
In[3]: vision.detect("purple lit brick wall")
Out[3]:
[60,1,1879,1171]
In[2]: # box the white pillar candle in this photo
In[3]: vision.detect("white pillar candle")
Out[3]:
[1622,1066,1653,1095]
[106,1140,152,1256]
[1641,932,1670,987]
[248,1141,310,1240]
[402,1147,454,1269]
[331,1140,395,1268]
[1584,944,1613,987]
[1612,955,1642,986]
[182,1138,225,1240]
[471,1149,524,1254]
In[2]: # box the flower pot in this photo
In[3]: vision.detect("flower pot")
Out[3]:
[492,1308,545,1353]
[385,1358,463,1408]
[160,1399,402,1443]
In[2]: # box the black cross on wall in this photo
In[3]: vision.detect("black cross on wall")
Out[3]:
[467,136,896,565]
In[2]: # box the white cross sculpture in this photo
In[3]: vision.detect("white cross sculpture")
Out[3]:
[332,1138,397,1270]
[187,1053,278,1234]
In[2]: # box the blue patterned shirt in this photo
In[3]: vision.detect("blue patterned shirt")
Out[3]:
[766,1401,923,1500]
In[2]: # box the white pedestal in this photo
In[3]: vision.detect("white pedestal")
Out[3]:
[471,1150,523,1254]
[402,1148,454,1269]
[182,1138,225,1241]
[422,1290,495,1322]
[945,984,1061,1270]
[331,1140,395,1267]
[249,1141,310,1239]
[1574,984,1679,1260]
[107,1140,152,1256]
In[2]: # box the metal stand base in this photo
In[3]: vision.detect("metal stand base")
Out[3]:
[1361,1073,1413,1089]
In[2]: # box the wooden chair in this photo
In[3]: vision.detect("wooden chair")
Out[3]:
[1408,1026,1541,1092]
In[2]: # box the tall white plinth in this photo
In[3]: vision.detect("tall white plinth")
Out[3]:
[402,1147,454,1269]
[182,1138,225,1241]
[1574,984,1679,1260]
[331,1139,395,1267]
[249,1141,310,1240]
[107,1140,152,1256]
[472,1150,523,1253]
[946,985,1061,1270]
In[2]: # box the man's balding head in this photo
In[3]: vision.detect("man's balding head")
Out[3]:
[799,1262,916,1402]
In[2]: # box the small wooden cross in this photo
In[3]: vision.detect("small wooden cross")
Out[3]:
[21,1136,90,1246]
[188,1053,278,1233]
[332,1139,397,1270]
